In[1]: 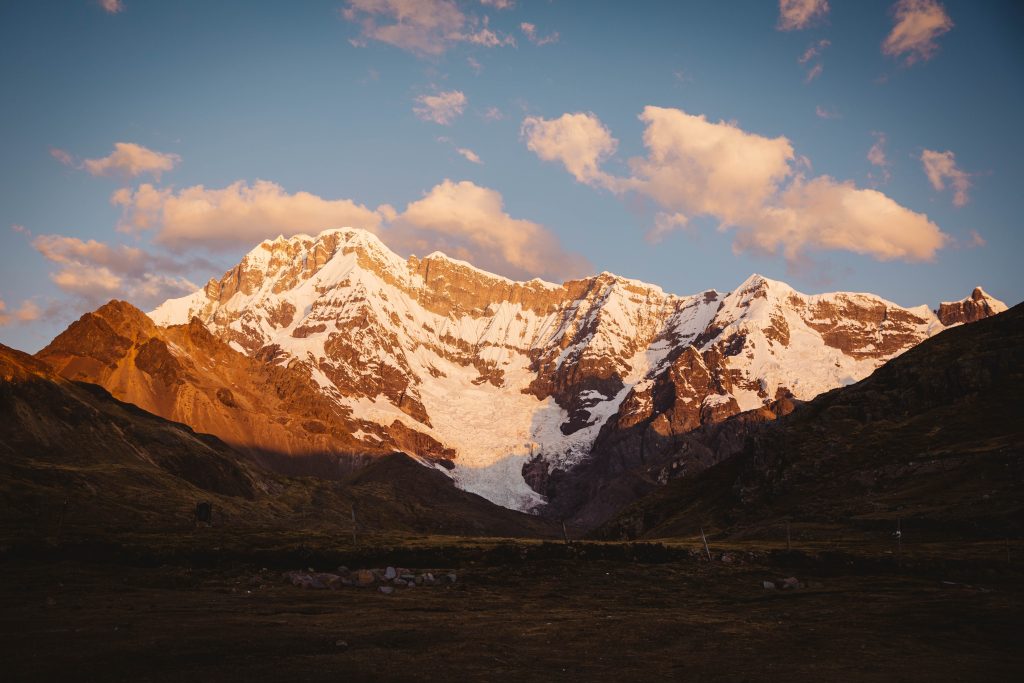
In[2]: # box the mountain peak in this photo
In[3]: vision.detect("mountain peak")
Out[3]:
[937,286,1007,326]
[131,232,996,512]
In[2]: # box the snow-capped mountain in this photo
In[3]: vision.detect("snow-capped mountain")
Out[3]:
[134,227,998,511]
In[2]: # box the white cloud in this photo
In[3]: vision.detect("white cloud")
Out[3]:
[804,63,823,83]
[390,179,589,281]
[756,175,946,262]
[778,0,829,31]
[520,112,618,187]
[921,148,970,207]
[100,0,124,14]
[627,107,796,228]
[413,90,467,125]
[883,0,953,65]
[480,0,514,8]
[0,298,42,326]
[483,106,504,121]
[867,132,892,184]
[523,106,949,264]
[112,180,389,250]
[52,142,180,180]
[341,0,514,57]
[520,22,559,46]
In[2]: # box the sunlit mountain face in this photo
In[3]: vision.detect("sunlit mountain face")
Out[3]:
[38,227,1003,518]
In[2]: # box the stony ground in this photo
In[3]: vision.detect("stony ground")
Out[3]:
[2,542,1023,682]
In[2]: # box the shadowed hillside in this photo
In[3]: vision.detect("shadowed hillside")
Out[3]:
[0,343,554,543]
[597,303,1024,541]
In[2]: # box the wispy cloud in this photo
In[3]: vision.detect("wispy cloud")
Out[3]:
[523,106,948,265]
[51,142,180,181]
[867,132,892,184]
[437,136,483,164]
[482,106,504,121]
[31,234,201,309]
[777,0,829,31]
[341,0,514,57]
[413,90,468,125]
[921,148,971,207]
[815,105,840,119]
[799,38,830,64]
[99,0,124,14]
[799,39,829,82]
[0,298,43,326]
[883,0,953,65]
[520,22,559,46]
[480,0,514,8]
[49,147,75,167]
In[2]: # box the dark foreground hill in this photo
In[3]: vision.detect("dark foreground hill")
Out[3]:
[598,303,1024,541]
[0,343,553,543]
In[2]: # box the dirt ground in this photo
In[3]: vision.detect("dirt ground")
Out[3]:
[2,543,1023,682]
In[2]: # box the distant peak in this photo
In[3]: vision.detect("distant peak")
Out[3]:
[937,285,1007,326]
[971,286,991,301]
[255,227,381,249]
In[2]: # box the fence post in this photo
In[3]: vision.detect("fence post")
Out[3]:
[700,527,712,562]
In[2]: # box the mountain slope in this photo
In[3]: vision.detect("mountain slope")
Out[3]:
[37,300,456,477]
[596,303,1024,541]
[134,227,974,510]
[1,342,553,540]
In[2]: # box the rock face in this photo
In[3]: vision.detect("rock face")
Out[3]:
[36,300,454,478]
[38,228,1008,516]
[937,287,1008,326]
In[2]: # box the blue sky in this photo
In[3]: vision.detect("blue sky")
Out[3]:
[1,0,1022,351]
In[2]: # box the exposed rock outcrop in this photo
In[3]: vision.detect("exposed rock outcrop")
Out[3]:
[937,287,1008,326]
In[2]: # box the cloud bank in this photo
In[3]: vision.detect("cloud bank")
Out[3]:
[109,179,589,283]
[522,106,948,263]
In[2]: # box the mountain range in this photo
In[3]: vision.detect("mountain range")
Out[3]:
[33,227,1008,528]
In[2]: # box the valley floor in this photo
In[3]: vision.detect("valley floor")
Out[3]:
[2,540,1023,682]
